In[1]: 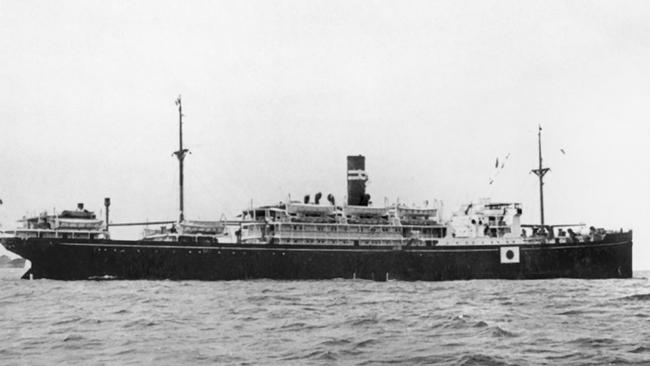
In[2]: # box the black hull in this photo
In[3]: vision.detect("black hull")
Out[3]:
[1,232,633,281]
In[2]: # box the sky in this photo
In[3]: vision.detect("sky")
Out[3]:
[1,1,649,269]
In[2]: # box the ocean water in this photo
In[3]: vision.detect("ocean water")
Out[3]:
[0,269,649,366]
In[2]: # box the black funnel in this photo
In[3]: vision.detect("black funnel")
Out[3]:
[347,155,368,206]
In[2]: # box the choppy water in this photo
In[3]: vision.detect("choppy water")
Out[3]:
[0,269,649,365]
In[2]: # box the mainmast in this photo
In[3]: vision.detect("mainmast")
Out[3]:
[173,96,190,222]
[531,125,550,230]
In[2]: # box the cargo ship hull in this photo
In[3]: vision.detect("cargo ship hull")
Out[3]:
[1,232,632,281]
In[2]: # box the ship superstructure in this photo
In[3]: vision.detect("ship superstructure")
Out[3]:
[3,203,108,241]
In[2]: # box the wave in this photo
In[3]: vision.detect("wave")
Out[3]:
[617,293,650,301]
[280,349,338,362]
[630,346,650,353]
[320,338,352,347]
[556,308,594,315]
[123,319,158,329]
[473,320,488,328]
[349,315,379,327]
[354,338,379,348]
[569,337,616,348]
[356,355,451,365]
[51,316,82,326]
[272,321,326,332]
[62,334,84,342]
[456,353,515,366]
[485,326,518,338]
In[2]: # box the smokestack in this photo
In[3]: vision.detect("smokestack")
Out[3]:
[347,155,368,206]
[77,203,84,211]
[104,197,110,231]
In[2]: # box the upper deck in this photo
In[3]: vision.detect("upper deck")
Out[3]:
[4,204,108,240]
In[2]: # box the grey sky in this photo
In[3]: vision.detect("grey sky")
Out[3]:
[1,1,649,268]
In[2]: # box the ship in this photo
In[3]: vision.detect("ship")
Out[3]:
[0,98,633,281]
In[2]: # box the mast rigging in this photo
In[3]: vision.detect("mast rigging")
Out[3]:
[531,125,550,230]
[173,95,190,222]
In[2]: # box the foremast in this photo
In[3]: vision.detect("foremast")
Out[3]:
[531,125,550,230]
[173,96,190,222]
